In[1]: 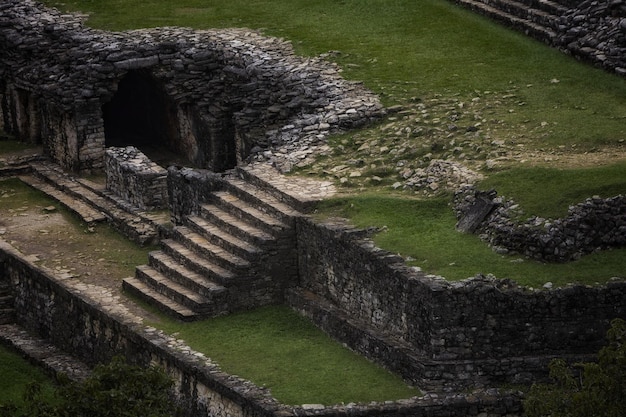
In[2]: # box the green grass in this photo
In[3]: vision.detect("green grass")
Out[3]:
[0,178,153,277]
[0,344,56,407]
[42,0,626,150]
[150,305,419,405]
[316,194,626,287]
[477,161,626,219]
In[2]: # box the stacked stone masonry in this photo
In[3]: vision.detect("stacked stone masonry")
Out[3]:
[0,238,524,417]
[451,0,626,76]
[0,0,384,173]
[105,146,169,211]
[454,187,626,262]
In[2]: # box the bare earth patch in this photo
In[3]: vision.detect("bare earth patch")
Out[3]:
[0,182,161,322]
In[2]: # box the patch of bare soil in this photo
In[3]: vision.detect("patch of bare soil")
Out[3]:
[0,195,161,323]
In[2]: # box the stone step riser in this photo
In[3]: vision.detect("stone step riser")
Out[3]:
[207,192,290,236]
[160,240,238,287]
[172,227,251,273]
[184,216,262,262]
[122,278,199,322]
[456,0,557,43]
[135,266,225,314]
[147,251,227,298]
[0,312,16,325]
[200,204,283,248]
[234,166,316,213]
[485,0,568,15]
[223,180,297,227]
[479,0,561,28]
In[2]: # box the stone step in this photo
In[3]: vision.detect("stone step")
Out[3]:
[185,215,262,261]
[18,175,108,225]
[147,250,228,297]
[490,0,568,15]
[26,161,166,245]
[479,0,562,29]
[200,201,281,244]
[0,323,91,381]
[122,276,200,321]
[134,265,225,314]
[207,191,290,235]
[234,166,328,213]
[160,239,239,286]
[454,0,557,43]
[223,177,300,226]
[172,226,251,272]
[0,294,13,309]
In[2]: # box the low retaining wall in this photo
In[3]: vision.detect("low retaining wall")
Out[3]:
[294,217,626,388]
[105,146,169,210]
[454,187,626,262]
[0,238,523,416]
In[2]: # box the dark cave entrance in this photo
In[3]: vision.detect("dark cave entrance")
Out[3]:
[102,70,185,167]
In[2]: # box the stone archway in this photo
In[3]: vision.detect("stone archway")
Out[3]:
[102,70,183,166]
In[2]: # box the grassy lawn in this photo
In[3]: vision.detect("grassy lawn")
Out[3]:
[150,305,419,405]
[0,344,56,407]
[317,194,626,287]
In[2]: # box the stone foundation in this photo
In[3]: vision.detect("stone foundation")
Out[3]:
[105,146,168,211]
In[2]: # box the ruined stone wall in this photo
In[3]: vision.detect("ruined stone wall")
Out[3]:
[105,147,169,210]
[0,0,384,173]
[294,216,626,386]
[454,187,626,262]
[0,237,523,417]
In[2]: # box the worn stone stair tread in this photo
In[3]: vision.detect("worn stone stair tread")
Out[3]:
[18,175,108,224]
[149,250,227,293]
[456,0,557,38]
[0,323,92,381]
[186,214,263,256]
[160,239,237,284]
[208,194,287,232]
[136,264,213,306]
[201,202,280,243]
[225,178,301,219]
[123,276,199,321]
[174,226,251,269]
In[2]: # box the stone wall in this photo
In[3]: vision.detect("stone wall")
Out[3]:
[0,0,384,173]
[556,0,626,76]
[0,238,524,417]
[293,216,626,388]
[454,187,626,262]
[105,146,169,210]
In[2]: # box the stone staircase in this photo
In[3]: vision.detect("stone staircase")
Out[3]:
[0,281,15,325]
[451,0,570,44]
[18,160,168,245]
[122,168,307,321]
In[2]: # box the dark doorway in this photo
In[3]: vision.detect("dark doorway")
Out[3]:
[102,70,184,166]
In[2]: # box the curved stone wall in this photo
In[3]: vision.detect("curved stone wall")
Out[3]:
[0,0,384,172]
[454,187,626,262]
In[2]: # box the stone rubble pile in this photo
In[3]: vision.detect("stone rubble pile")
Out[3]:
[454,186,626,262]
[557,0,626,75]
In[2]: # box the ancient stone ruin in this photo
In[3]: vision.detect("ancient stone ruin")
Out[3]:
[0,0,384,174]
[452,0,626,76]
[1,1,626,417]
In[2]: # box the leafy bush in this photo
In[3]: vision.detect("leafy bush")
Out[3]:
[0,356,181,417]
[524,318,626,417]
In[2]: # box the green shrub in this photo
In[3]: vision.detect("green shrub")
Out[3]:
[524,318,626,417]
[0,356,181,417]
